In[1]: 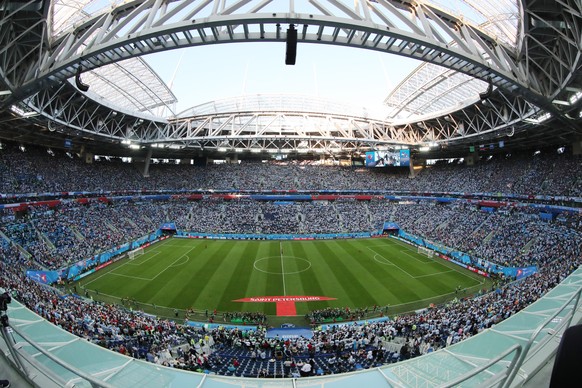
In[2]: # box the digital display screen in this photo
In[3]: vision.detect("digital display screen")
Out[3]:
[160,222,177,230]
[365,149,410,167]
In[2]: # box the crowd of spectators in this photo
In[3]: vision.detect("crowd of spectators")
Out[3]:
[366,201,582,268]
[0,142,580,379]
[0,201,161,269]
[1,143,581,197]
[1,196,580,271]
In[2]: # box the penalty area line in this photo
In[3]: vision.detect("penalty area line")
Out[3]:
[150,244,198,281]
[126,250,162,266]
[108,273,153,281]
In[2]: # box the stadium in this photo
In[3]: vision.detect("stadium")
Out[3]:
[0,1,581,387]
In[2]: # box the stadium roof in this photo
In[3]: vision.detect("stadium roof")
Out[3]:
[384,0,521,121]
[79,58,177,114]
[0,0,580,158]
[47,0,522,122]
[426,0,521,48]
[50,1,177,115]
[385,65,487,121]
[50,0,522,47]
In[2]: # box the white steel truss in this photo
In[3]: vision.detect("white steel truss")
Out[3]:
[0,0,581,151]
[29,0,533,99]
[13,81,546,152]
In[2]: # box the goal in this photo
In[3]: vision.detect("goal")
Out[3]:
[417,246,434,258]
[128,247,144,260]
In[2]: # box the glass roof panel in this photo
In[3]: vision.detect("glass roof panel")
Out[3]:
[77,58,177,114]
[385,64,488,120]
[50,0,126,39]
[427,0,521,48]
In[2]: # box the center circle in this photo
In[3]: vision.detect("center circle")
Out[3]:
[253,256,312,275]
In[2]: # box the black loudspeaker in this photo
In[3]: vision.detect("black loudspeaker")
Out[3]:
[549,324,582,387]
[75,67,90,92]
[285,25,297,65]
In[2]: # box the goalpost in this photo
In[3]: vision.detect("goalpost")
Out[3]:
[128,247,144,260]
[417,246,434,258]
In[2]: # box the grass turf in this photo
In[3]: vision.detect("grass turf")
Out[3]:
[77,237,491,320]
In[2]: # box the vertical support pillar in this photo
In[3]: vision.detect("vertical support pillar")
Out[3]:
[143,147,153,177]
[408,158,415,178]
[466,152,478,166]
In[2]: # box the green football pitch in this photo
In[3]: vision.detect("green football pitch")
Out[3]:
[77,237,491,321]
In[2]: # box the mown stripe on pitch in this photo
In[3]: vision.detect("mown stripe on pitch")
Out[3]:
[361,240,428,304]
[189,241,251,311]
[264,241,281,315]
[377,244,432,277]
[310,240,377,308]
[279,240,308,297]
[131,243,203,305]
[295,241,350,310]
[149,242,214,307]
[115,243,191,278]
[329,239,398,307]
[164,240,230,308]
[335,239,403,305]
[368,239,484,305]
[174,241,228,309]
[375,241,444,281]
[217,241,262,313]
[264,241,285,296]
[288,241,326,315]
[163,242,222,308]
[378,240,475,297]
[439,269,481,290]
[356,244,404,305]
[245,241,272,297]
[243,241,279,315]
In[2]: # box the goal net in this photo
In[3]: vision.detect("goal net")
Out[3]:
[128,247,144,260]
[417,246,434,258]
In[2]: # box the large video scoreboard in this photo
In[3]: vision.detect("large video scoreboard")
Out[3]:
[365,149,410,167]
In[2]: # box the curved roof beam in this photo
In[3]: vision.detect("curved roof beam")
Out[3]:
[22,0,531,103]
[16,80,543,151]
[2,0,580,151]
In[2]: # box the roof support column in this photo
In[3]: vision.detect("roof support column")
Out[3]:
[143,147,153,177]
